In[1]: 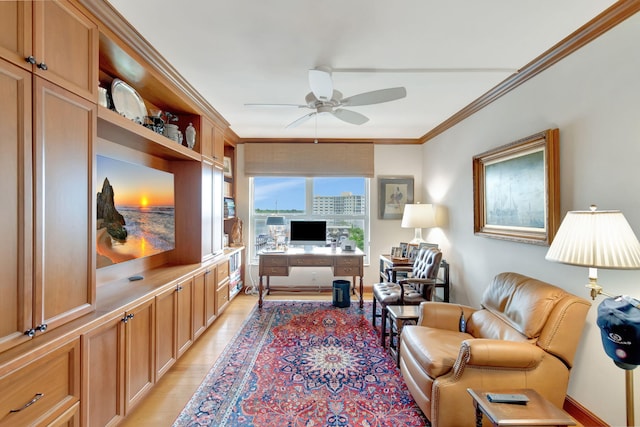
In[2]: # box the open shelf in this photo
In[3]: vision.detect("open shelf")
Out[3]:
[97,106,201,162]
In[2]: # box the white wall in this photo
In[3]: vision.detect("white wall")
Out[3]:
[419,13,640,425]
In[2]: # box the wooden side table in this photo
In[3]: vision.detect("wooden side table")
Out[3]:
[467,388,576,427]
[386,305,421,366]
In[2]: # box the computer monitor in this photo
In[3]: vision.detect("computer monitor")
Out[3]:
[289,220,327,248]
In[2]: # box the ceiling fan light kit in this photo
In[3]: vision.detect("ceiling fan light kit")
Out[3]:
[246,66,407,129]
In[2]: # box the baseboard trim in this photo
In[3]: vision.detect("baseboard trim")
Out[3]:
[564,396,609,426]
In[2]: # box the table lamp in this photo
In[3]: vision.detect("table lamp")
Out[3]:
[401,203,436,244]
[545,205,640,426]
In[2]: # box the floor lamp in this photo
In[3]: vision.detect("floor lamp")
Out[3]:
[546,206,640,426]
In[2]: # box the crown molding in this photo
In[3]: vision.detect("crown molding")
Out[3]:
[419,0,640,144]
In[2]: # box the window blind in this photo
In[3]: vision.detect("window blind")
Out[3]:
[244,142,374,177]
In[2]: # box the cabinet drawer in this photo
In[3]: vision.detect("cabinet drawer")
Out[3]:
[289,256,332,266]
[335,266,360,276]
[216,286,229,312]
[260,256,288,267]
[0,338,80,426]
[216,261,229,284]
[335,256,361,267]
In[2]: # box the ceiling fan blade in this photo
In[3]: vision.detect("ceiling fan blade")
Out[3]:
[342,87,407,106]
[332,108,369,125]
[308,67,333,101]
[285,112,317,128]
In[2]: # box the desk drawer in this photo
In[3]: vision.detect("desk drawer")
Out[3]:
[0,338,80,426]
[335,256,362,267]
[289,256,333,266]
[260,256,288,267]
[335,266,361,276]
[260,266,289,276]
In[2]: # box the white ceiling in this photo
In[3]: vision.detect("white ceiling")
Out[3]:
[105,0,616,141]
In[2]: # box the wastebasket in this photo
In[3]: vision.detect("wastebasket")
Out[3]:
[332,280,351,308]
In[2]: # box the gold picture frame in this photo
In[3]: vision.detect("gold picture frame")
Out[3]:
[472,128,560,245]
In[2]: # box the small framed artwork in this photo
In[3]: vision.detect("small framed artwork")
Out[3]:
[419,242,438,251]
[223,156,233,178]
[391,247,403,258]
[378,176,414,219]
[399,242,409,258]
[472,128,560,245]
[407,243,419,260]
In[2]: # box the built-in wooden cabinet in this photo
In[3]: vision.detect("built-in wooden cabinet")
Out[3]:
[0,0,98,102]
[82,297,155,427]
[1,1,246,424]
[0,52,95,353]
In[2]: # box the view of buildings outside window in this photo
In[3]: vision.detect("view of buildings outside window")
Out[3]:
[250,177,369,262]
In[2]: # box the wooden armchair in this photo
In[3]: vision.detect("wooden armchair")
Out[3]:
[372,247,442,346]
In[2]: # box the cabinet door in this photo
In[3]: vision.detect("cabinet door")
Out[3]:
[201,159,214,259]
[200,117,214,161]
[212,163,224,254]
[204,267,217,326]
[213,124,225,165]
[176,277,194,358]
[155,285,177,380]
[0,58,33,352]
[0,1,32,69]
[193,270,207,340]
[81,314,124,427]
[125,299,155,413]
[33,77,95,333]
[32,0,98,101]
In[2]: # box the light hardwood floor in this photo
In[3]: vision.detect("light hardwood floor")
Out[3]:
[121,290,371,426]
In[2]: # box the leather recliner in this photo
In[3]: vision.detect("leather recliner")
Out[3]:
[399,272,591,427]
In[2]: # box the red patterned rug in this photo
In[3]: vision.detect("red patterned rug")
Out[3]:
[173,300,428,426]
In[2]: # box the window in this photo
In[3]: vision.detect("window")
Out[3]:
[250,177,369,263]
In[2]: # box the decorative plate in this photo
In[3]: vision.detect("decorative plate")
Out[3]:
[110,78,147,122]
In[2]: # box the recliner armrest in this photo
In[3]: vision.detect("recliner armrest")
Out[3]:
[458,339,544,369]
[418,302,476,331]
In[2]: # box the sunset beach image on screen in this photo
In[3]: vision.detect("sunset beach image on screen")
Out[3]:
[96,155,175,268]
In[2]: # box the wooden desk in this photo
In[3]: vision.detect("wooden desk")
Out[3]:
[259,247,365,308]
[379,254,450,302]
[467,388,576,426]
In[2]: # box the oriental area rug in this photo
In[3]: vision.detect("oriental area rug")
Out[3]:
[173,300,428,427]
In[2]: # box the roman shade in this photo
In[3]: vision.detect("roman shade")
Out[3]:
[244,142,374,177]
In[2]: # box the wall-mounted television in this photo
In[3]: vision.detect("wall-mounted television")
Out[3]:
[289,220,327,248]
[96,155,175,268]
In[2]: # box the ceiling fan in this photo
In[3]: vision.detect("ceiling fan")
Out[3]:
[245,66,407,128]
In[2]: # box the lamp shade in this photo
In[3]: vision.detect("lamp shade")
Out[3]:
[401,203,436,229]
[545,208,640,269]
[266,216,286,226]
